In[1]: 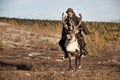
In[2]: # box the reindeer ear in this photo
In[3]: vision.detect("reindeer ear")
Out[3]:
[76,13,82,28]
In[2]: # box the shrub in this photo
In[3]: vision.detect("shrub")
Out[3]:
[0,40,3,51]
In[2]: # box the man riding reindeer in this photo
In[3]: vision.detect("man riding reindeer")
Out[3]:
[59,8,90,58]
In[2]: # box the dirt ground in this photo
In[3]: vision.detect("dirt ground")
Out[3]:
[0,44,120,80]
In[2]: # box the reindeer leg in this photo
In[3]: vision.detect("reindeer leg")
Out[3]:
[68,53,72,70]
[78,53,82,70]
[75,56,78,71]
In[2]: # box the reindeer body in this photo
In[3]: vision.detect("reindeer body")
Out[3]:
[65,35,80,53]
[61,12,83,71]
[65,31,82,71]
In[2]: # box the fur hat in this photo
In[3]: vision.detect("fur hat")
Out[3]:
[66,8,74,13]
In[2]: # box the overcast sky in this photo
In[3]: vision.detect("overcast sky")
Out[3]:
[0,0,120,21]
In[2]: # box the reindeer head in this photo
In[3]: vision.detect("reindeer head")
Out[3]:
[62,12,82,40]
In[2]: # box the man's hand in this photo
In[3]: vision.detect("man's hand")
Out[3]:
[84,35,91,44]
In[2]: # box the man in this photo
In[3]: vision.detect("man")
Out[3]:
[59,8,90,58]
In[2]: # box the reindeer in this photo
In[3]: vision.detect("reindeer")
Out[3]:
[62,12,83,71]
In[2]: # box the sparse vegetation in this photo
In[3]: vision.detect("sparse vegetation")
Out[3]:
[0,41,3,50]
[0,17,120,53]
[0,17,119,43]
[86,44,99,57]
[0,17,120,55]
[0,17,120,80]
[0,38,3,51]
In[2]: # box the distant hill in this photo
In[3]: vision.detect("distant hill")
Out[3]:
[0,17,120,47]
[110,19,120,23]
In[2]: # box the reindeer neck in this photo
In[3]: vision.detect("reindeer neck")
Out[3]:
[69,36,77,43]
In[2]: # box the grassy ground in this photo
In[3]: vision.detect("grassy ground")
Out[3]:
[0,45,120,80]
[0,18,120,80]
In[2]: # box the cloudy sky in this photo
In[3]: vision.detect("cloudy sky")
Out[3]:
[0,0,120,21]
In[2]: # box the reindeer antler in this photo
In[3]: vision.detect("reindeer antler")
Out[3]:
[62,12,68,29]
[77,13,82,28]
[62,12,66,24]
[70,13,82,27]
[70,13,82,33]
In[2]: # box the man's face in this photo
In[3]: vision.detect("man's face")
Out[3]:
[67,11,73,18]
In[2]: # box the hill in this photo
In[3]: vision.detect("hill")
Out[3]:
[0,17,120,80]
[0,17,120,49]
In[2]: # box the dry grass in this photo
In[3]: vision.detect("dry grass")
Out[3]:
[0,48,120,80]
[0,17,120,56]
[0,37,3,51]
[0,17,120,80]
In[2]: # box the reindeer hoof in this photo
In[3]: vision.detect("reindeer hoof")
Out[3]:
[78,69,82,72]
[69,68,74,72]
[70,70,74,73]
[78,65,82,70]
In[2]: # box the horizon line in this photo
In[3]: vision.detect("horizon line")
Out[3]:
[0,16,120,23]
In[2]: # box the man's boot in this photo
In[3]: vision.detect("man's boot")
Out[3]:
[64,52,69,58]
[81,48,88,56]
[59,38,68,59]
